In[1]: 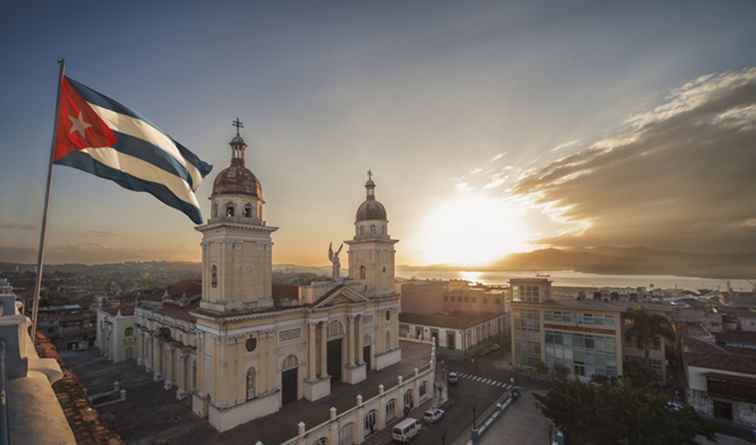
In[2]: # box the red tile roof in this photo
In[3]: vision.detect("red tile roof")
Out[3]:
[157,301,196,322]
[35,333,125,445]
[399,311,503,329]
[101,303,135,316]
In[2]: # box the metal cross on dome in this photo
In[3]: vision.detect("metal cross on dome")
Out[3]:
[232,117,244,136]
[367,169,373,181]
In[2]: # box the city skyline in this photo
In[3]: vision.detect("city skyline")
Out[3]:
[2,1,756,268]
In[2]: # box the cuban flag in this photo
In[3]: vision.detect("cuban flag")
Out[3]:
[53,76,212,224]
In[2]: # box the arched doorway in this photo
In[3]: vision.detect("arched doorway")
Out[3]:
[403,389,414,417]
[338,423,354,445]
[386,398,397,421]
[327,320,344,382]
[362,334,372,371]
[281,355,298,404]
[364,409,377,437]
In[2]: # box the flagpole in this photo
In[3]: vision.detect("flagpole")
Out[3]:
[31,58,65,342]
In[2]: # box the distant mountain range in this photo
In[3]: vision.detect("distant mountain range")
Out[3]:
[1,247,753,279]
[400,247,756,279]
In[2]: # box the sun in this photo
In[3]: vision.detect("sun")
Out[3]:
[412,194,532,266]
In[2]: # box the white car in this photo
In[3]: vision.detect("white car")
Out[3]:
[423,408,445,424]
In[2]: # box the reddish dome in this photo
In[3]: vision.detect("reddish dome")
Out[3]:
[211,132,263,199]
[212,164,263,198]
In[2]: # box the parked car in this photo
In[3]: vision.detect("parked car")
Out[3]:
[392,417,421,443]
[423,408,445,424]
[447,371,459,385]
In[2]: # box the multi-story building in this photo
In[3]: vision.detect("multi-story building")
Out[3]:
[401,280,508,315]
[684,336,756,429]
[511,278,624,380]
[36,304,97,351]
[398,312,507,352]
[399,280,508,351]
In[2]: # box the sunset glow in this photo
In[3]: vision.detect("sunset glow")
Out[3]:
[414,194,532,266]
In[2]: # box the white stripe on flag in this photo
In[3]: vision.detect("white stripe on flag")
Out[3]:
[79,147,200,210]
[88,103,203,190]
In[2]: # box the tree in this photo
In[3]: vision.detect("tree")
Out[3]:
[623,308,675,368]
[534,379,717,445]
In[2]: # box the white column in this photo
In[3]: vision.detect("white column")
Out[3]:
[320,322,328,378]
[164,345,174,389]
[136,329,144,366]
[176,351,186,398]
[308,323,317,380]
[356,316,364,365]
[152,337,162,380]
[347,316,355,366]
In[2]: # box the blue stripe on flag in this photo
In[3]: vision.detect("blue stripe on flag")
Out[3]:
[112,131,195,190]
[172,138,213,177]
[54,151,203,224]
[67,77,212,177]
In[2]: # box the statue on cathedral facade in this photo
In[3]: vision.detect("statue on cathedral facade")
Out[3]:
[328,242,344,280]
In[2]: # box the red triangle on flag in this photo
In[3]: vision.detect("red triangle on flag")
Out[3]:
[53,76,117,161]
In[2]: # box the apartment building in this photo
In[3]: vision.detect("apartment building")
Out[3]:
[510,278,625,380]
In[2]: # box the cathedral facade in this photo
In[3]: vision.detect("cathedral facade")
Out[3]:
[133,131,401,432]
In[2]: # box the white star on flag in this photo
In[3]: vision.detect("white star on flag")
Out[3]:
[68,110,92,138]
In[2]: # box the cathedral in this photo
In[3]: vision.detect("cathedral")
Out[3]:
[133,129,402,432]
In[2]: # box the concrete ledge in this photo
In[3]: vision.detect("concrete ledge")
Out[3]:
[28,357,64,384]
[209,390,281,432]
[8,368,77,445]
[303,377,331,401]
[375,347,402,370]
[342,363,366,384]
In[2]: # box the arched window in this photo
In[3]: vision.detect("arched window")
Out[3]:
[211,265,218,288]
[404,388,414,408]
[382,266,386,273]
[385,310,391,321]
[370,224,376,234]
[327,320,344,338]
[386,399,397,420]
[124,327,134,337]
[359,265,366,280]
[282,354,298,370]
[246,367,256,400]
[225,203,235,217]
[419,381,427,396]
[244,203,252,218]
[364,409,377,435]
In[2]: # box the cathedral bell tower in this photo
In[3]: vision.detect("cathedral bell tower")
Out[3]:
[196,119,277,312]
[345,171,398,297]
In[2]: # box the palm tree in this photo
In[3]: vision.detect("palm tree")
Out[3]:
[623,307,675,368]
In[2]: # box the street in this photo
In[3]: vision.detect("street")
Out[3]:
[390,349,552,445]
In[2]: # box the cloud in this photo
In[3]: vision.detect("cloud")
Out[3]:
[551,139,580,152]
[483,173,510,190]
[0,222,36,231]
[513,67,756,254]
[470,168,484,175]
[455,181,475,192]
[490,153,505,162]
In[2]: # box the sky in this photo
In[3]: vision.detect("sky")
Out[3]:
[1,0,756,267]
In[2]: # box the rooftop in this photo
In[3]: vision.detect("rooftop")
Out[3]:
[399,311,502,329]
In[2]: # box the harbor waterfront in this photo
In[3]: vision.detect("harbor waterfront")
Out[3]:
[396,269,754,292]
